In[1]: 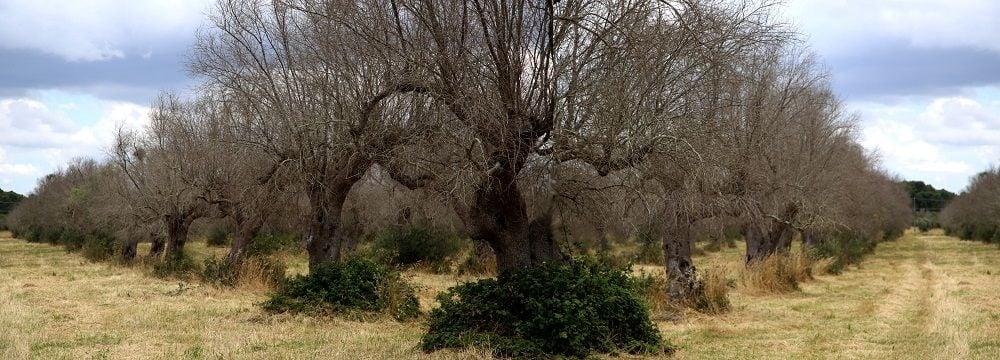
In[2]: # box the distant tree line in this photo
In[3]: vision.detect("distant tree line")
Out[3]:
[0,187,25,229]
[941,168,1000,243]
[901,180,956,212]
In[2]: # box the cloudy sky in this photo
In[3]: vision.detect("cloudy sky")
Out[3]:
[1,0,998,194]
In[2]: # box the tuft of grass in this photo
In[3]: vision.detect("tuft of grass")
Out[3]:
[695,266,731,314]
[740,250,813,294]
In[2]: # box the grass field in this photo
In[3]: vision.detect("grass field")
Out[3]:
[1,231,998,359]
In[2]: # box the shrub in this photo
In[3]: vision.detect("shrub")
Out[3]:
[262,257,420,321]
[421,258,669,358]
[247,232,300,257]
[808,232,874,274]
[973,225,996,242]
[370,223,466,273]
[206,228,230,247]
[152,253,200,279]
[201,255,286,290]
[81,231,117,262]
[59,229,86,251]
[39,227,63,244]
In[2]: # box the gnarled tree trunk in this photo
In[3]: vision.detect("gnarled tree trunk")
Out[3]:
[225,216,264,268]
[164,215,193,261]
[305,174,358,272]
[149,230,165,258]
[662,210,700,303]
[459,165,564,273]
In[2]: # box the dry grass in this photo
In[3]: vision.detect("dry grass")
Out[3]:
[2,232,998,359]
[739,250,814,294]
[696,266,731,314]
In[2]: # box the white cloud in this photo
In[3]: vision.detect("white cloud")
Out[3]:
[0,95,149,193]
[0,148,38,176]
[0,98,97,149]
[0,0,211,61]
[856,91,1000,191]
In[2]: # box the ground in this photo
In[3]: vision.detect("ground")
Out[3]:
[0,231,998,359]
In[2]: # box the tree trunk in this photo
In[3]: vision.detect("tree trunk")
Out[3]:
[662,211,700,303]
[121,237,139,263]
[225,216,264,269]
[743,221,769,263]
[459,166,564,273]
[802,230,820,248]
[164,215,192,261]
[149,231,165,258]
[305,177,355,272]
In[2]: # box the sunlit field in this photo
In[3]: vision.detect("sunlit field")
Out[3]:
[2,230,996,359]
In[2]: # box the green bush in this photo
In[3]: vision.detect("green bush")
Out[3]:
[808,232,875,274]
[152,253,200,279]
[247,232,300,257]
[421,258,669,358]
[81,231,117,262]
[40,227,64,244]
[370,223,466,273]
[262,257,420,321]
[973,225,996,242]
[59,229,86,251]
[206,228,230,247]
[25,228,41,242]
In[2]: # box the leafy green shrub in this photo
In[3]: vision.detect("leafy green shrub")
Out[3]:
[59,229,86,251]
[24,228,41,242]
[370,223,466,273]
[81,231,117,262]
[247,232,300,257]
[421,258,669,358]
[40,227,64,244]
[808,232,874,274]
[913,217,935,232]
[152,253,200,279]
[206,228,230,247]
[973,225,996,242]
[262,257,420,321]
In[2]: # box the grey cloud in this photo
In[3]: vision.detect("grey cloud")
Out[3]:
[826,39,1000,100]
[0,46,196,104]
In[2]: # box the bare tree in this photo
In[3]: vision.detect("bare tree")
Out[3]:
[191,0,435,270]
[113,94,209,261]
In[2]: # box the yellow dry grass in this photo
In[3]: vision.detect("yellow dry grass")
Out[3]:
[1,231,998,359]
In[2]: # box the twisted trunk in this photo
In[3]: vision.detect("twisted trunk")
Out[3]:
[662,210,700,303]
[225,215,264,268]
[164,214,193,261]
[305,174,358,272]
[121,237,139,263]
[149,231,165,258]
[458,164,563,273]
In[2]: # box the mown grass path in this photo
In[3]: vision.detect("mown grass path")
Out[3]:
[663,232,1000,359]
[1,231,998,359]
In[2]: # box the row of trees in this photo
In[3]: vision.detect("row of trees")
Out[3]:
[941,168,1000,243]
[8,0,910,306]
